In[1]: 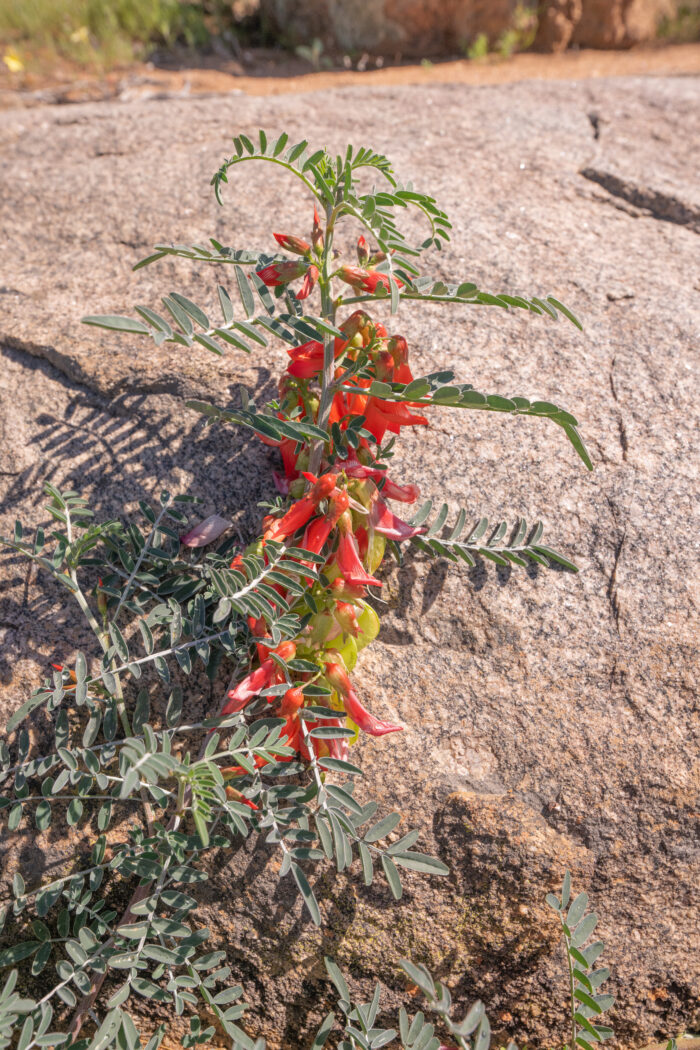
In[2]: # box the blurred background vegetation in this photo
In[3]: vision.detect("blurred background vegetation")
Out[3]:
[0,0,258,72]
[1,0,698,76]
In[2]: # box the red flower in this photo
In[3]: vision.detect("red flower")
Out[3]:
[335,513,381,589]
[302,489,349,556]
[263,472,337,543]
[225,785,259,811]
[344,380,428,443]
[247,614,271,663]
[273,232,310,255]
[325,661,403,737]
[279,438,300,480]
[370,498,425,540]
[312,205,324,250]
[288,339,323,362]
[334,600,360,638]
[296,264,319,301]
[380,478,420,503]
[342,454,385,482]
[221,640,296,714]
[337,266,404,295]
[287,339,324,379]
[278,685,305,719]
[357,235,370,265]
[257,260,308,288]
[286,334,350,380]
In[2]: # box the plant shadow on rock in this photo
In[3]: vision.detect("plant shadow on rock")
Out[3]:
[0,351,278,686]
[430,790,594,1040]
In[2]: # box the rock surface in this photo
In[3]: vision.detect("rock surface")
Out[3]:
[533,0,583,52]
[571,0,678,48]
[260,0,680,54]
[1,76,699,1047]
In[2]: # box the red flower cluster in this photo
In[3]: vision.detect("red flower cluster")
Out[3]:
[216,215,432,778]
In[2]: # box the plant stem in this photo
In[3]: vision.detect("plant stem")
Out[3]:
[308,205,336,475]
[564,920,577,1050]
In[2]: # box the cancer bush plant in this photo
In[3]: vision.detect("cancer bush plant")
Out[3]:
[1,132,593,1048]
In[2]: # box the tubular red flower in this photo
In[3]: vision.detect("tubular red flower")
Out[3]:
[288,355,323,380]
[344,384,427,443]
[370,498,425,540]
[325,661,403,737]
[273,232,310,255]
[221,661,276,714]
[357,235,370,265]
[335,515,381,588]
[337,266,404,294]
[247,615,270,662]
[343,454,385,482]
[312,205,324,250]
[296,264,319,300]
[225,786,259,811]
[264,473,338,543]
[278,685,305,719]
[257,260,307,288]
[328,391,348,430]
[380,478,421,503]
[288,339,324,362]
[221,641,296,714]
[374,349,396,382]
[286,340,324,379]
[263,496,316,542]
[304,472,339,501]
[301,489,349,556]
[279,438,300,480]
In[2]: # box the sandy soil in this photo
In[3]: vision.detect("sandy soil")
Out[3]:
[1,41,699,108]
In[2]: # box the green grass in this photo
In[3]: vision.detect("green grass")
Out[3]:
[0,0,220,70]
[658,1,700,41]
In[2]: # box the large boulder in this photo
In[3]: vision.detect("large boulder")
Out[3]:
[260,0,517,55]
[533,0,583,52]
[1,75,699,1047]
[572,0,678,48]
[260,0,681,54]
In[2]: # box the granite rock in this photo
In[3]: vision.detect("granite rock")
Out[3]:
[572,0,678,48]
[0,76,699,1047]
[533,0,583,52]
[259,0,681,55]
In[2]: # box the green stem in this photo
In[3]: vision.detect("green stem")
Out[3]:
[564,923,577,1050]
[308,206,337,476]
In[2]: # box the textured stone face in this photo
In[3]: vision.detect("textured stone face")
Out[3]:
[260,0,517,54]
[259,0,681,54]
[572,0,678,48]
[533,0,583,52]
[0,77,699,1048]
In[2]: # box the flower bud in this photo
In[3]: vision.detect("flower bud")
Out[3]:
[312,205,324,250]
[97,578,108,616]
[335,600,360,638]
[279,686,305,718]
[273,232,311,255]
